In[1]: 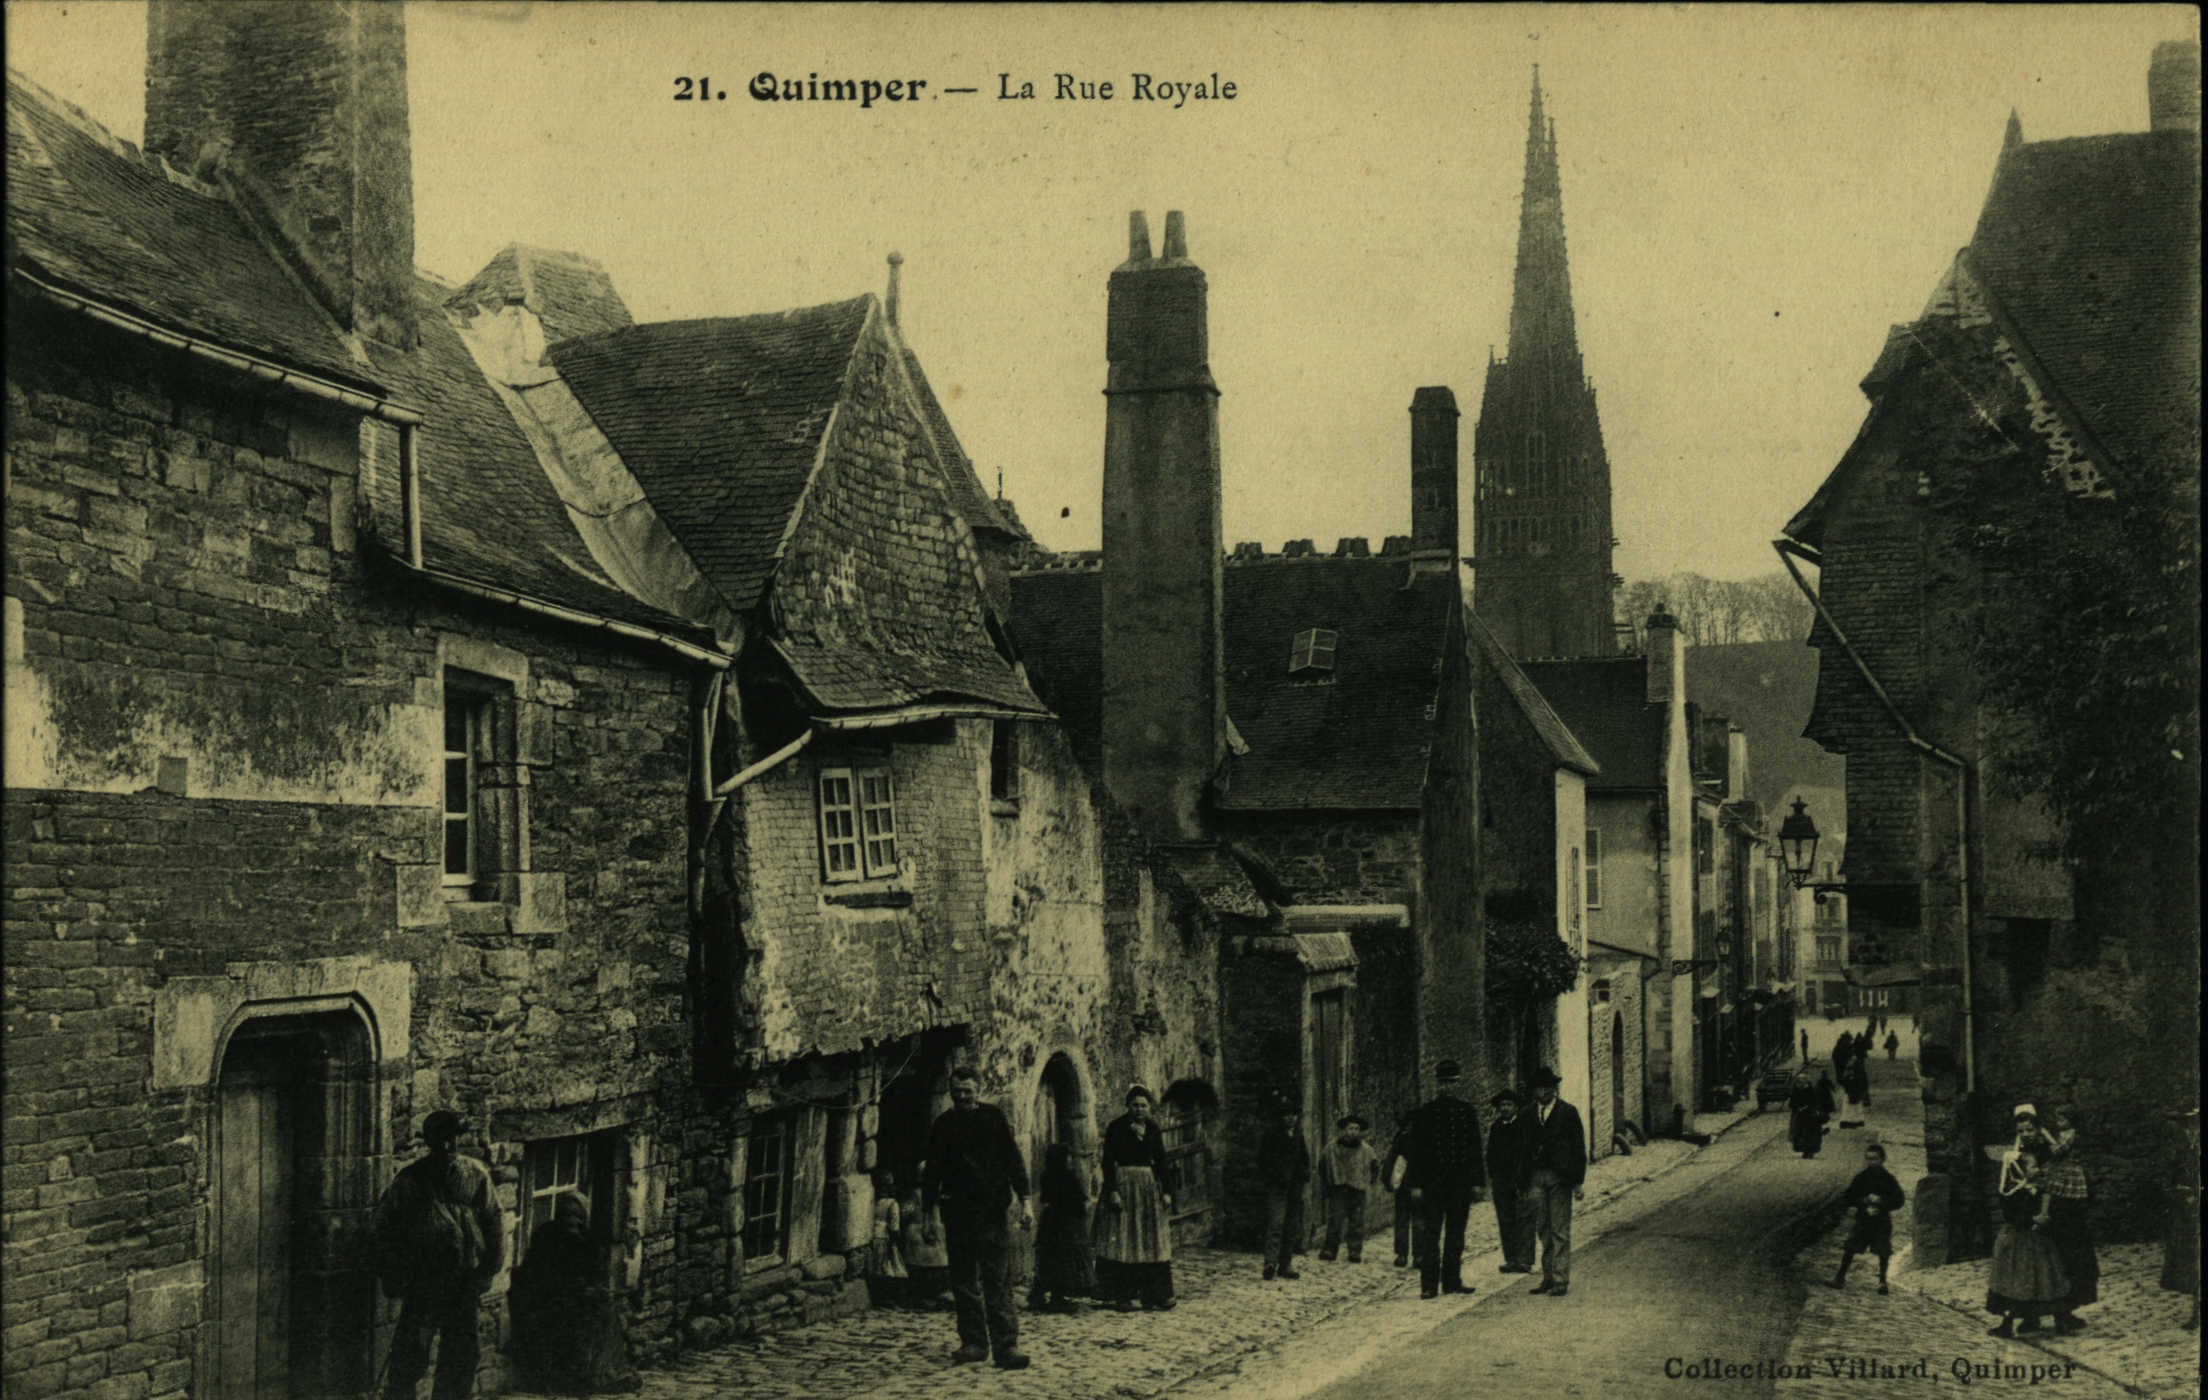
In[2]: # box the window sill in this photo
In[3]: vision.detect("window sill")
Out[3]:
[823,886,914,910]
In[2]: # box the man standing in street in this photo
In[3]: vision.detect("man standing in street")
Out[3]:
[372,1110,505,1400]
[1486,1088,1537,1274]
[922,1066,1032,1370]
[1400,1059,1486,1299]
[1526,1066,1588,1298]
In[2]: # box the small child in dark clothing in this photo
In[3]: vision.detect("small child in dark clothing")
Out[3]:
[1029,1143,1096,1312]
[1830,1142,1906,1293]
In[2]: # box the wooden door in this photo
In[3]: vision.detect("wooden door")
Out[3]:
[1311,991,1347,1142]
[215,1036,301,1400]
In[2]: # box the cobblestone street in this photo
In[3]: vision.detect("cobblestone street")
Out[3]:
[508,1125,1732,1400]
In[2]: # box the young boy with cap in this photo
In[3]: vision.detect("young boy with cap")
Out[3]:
[1829,1141,1906,1294]
[1318,1113,1379,1262]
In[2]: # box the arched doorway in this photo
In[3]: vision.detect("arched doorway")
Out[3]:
[1030,1052,1087,1198]
[210,1009,377,1400]
[1609,1011,1626,1131]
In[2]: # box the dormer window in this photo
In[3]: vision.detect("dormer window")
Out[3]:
[1288,628,1338,676]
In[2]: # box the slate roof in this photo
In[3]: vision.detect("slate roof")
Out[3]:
[1515,656,1665,791]
[1965,128,2201,483]
[443,243,634,347]
[1684,640,1844,817]
[549,300,872,619]
[5,71,375,391]
[901,347,1015,539]
[1468,610,1600,777]
[1008,556,1456,811]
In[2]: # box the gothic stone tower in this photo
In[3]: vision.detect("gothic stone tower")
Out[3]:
[1472,69,1619,659]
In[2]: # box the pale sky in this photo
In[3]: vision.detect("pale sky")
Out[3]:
[6,3,2197,579]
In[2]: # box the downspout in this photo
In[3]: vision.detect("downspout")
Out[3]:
[1773,537,1974,1093]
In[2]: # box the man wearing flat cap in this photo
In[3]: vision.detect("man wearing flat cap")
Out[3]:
[1318,1112,1379,1263]
[1486,1088,1538,1274]
[372,1110,506,1400]
[1525,1066,1588,1297]
[1398,1060,1486,1298]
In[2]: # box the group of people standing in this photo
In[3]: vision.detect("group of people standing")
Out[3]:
[1985,1103,2099,1337]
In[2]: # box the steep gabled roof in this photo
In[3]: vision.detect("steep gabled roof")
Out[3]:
[1516,655,1664,791]
[5,71,374,391]
[1009,554,1455,811]
[1468,610,1599,777]
[548,298,874,617]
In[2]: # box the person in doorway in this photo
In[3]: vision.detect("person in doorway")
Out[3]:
[867,1168,909,1308]
[1485,1089,1537,1272]
[1382,1122,1415,1269]
[1318,1113,1379,1263]
[1525,1067,1587,1298]
[1884,1029,1901,1061]
[1399,1060,1486,1300]
[372,1110,505,1400]
[1030,1143,1096,1314]
[508,1191,637,1395]
[1828,1143,1905,1294]
[899,1172,951,1310]
[1257,1097,1312,1281]
[1094,1085,1175,1310]
[922,1067,1032,1370]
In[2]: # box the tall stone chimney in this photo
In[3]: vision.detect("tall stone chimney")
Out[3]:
[1409,386,1459,558]
[2149,40,2202,134]
[1101,210,1225,839]
[1644,606,1681,707]
[145,0,418,349]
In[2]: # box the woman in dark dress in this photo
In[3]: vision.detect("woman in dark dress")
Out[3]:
[1028,1142,1097,1312]
[1092,1085,1177,1311]
[2039,1121,2099,1334]
[1788,1079,1826,1158]
[1986,1128,2069,1337]
[509,1192,638,1394]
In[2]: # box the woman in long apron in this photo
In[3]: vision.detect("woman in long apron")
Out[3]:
[1093,1085,1178,1311]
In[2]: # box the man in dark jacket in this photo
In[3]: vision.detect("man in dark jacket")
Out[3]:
[1256,1097,1312,1280]
[372,1110,505,1400]
[1486,1089,1537,1273]
[1525,1066,1588,1297]
[922,1067,1032,1370]
[1400,1059,1486,1299]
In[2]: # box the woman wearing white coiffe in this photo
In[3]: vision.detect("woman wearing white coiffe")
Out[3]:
[1984,1104,2070,1337]
[1093,1085,1177,1311]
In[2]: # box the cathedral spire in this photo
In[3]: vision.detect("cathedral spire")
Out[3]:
[1506,66,1581,377]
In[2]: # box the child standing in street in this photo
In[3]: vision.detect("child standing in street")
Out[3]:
[899,1168,952,1310]
[1318,1114,1379,1262]
[1829,1142,1906,1293]
[868,1168,909,1307]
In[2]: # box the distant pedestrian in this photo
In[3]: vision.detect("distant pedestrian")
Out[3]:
[899,1174,951,1309]
[1986,1117,2068,1337]
[1318,1113,1379,1262]
[1486,1089,1537,1272]
[1884,1030,1900,1061]
[1801,1029,1810,1064]
[372,1110,505,1400]
[507,1190,636,1395]
[1525,1067,1587,1298]
[1399,1060,1486,1299]
[1787,1078,1826,1159]
[1383,1124,1414,1269]
[1093,1084,1175,1311]
[1814,1071,1839,1122]
[1845,1047,1872,1111]
[1830,1029,1852,1069]
[1030,1143,1096,1314]
[1828,1143,1905,1294]
[922,1067,1033,1370]
[1257,1098,1311,1280]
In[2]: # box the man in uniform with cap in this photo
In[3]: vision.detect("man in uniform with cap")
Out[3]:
[1399,1060,1486,1299]
[1526,1066,1588,1297]
[1486,1088,1538,1274]
[372,1110,505,1400]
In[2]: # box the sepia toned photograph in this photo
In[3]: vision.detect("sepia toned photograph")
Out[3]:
[1,4,2198,1398]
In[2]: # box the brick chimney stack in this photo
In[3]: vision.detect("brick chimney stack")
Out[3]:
[1644,606,1681,707]
[1409,387,1459,560]
[2149,40,2201,133]
[145,0,418,349]
[1101,210,1225,840]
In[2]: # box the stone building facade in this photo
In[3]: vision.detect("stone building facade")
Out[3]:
[1782,43,2200,1258]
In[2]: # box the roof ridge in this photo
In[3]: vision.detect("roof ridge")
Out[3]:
[551,293,876,354]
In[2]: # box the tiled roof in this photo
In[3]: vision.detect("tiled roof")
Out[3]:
[5,71,375,390]
[1967,129,2201,483]
[1009,555,1455,811]
[443,243,634,347]
[362,277,710,636]
[1684,640,1844,816]
[1516,656,1665,791]
[1157,843,1275,920]
[1468,610,1599,777]
[548,299,873,617]
[901,346,1014,538]
[773,635,1044,717]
